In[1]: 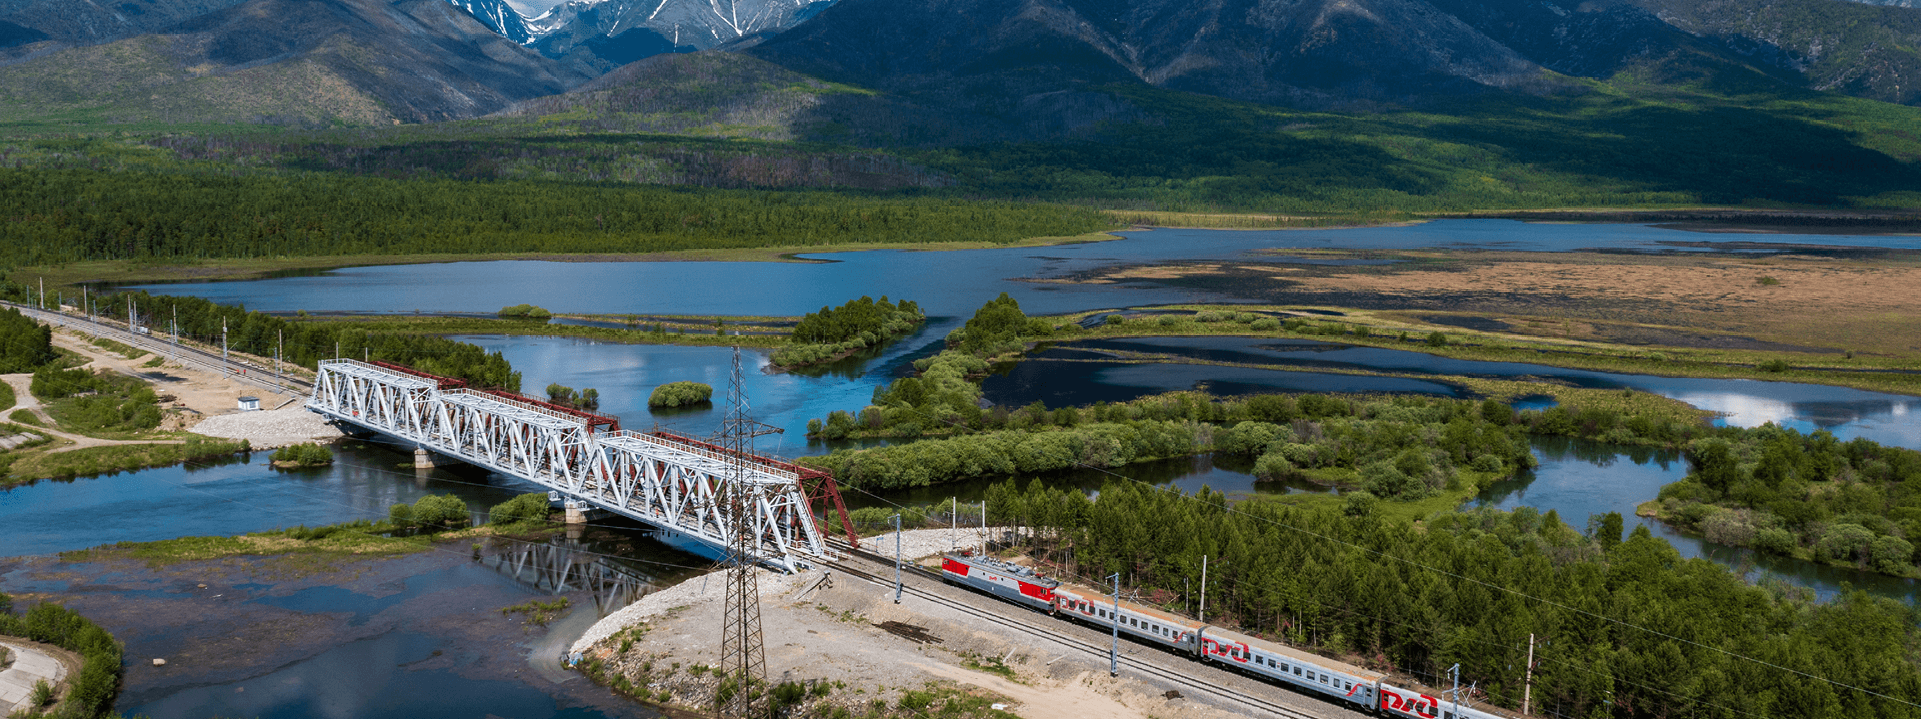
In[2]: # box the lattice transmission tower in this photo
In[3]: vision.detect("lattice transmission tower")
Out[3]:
[717,346,779,719]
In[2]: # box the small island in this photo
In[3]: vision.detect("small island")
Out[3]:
[771,296,924,368]
[498,304,554,320]
[648,381,713,408]
[270,442,335,468]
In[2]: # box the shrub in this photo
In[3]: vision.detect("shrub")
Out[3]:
[1157,314,1182,326]
[0,600,123,718]
[1217,421,1284,455]
[1250,318,1280,331]
[649,381,713,408]
[30,366,98,400]
[1752,527,1796,555]
[1105,314,1124,325]
[270,442,334,467]
[498,304,553,320]
[1343,491,1380,518]
[489,492,552,526]
[1426,331,1450,347]
[1254,453,1298,481]
[1756,359,1791,373]
[389,502,415,527]
[1815,523,1877,563]
[414,494,470,529]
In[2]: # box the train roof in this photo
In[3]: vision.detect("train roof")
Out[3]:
[943,552,1060,588]
[1199,625,1386,683]
[1053,581,1207,630]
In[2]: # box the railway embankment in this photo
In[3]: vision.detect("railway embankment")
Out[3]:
[568,529,1359,719]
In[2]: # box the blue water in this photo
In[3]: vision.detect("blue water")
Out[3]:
[121,631,626,719]
[0,444,533,556]
[122,221,1921,317]
[1019,337,1921,447]
[1477,437,1921,602]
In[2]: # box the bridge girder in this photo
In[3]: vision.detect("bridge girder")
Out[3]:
[307,359,831,572]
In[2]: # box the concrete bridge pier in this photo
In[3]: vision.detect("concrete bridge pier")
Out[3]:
[414,447,435,469]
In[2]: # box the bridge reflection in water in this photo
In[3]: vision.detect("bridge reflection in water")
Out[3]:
[479,535,670,615]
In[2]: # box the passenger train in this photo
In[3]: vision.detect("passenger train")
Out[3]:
[940,551,1517,719]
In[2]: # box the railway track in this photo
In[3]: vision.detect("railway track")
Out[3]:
[822,541,1341,719]
[2,301,312,395]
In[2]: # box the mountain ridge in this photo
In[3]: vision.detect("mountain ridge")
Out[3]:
[0,0,590,126]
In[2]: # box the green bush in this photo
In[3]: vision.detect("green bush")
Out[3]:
[498,304,554,320]
[648,381,713,408]
[1249,318,1281,331]
[1757,359,1791,373]
[0,308,54,373]
[412,494,470,530]
[0,598,123,718]
[270,442,334,467]
[1426,331,1450,347]
[1342,491,1380,518]
[489,493,552,526]
[1217,421,1286,455]
[30,366,98,400]
[391,495,469,531]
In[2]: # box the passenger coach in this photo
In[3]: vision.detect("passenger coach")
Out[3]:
[940,551,1516,719]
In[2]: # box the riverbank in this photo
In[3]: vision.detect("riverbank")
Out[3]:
[289,315,792,349]
[1033,304,1921,396]
[11,231,1123,292]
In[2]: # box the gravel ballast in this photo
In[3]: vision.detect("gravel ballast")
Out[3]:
[191,407,345,449]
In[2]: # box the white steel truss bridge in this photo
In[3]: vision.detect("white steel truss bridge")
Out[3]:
[305,359,857,572]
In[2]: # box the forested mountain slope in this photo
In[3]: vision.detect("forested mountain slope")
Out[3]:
[0,0,590,127]
[750,0,1563,110]
[1631,0,1921,106]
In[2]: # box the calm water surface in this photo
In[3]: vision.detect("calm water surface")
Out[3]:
[125,221,1921,317]
[1477,437,1921,602]
[1016,337,1921,446]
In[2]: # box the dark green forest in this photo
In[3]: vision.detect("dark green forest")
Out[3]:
[986,479,1921,718]
[0,168,1111,266]
[1657,426,1921,575]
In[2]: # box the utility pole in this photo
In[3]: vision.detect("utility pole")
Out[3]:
[128,298,135,335]
[277,329,284,391]
[716,346,778,719]
[892,513,903,604]
[222,317,228,374]
[1199,555,1208,623]
[950,496,957,553]
[37,278,42,309]
[1109,572,1122,677]
[1523,634,1536,716]
[1446,663,1468,719]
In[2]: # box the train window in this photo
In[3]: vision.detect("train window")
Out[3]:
[1293,667,1302,676]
